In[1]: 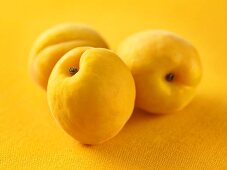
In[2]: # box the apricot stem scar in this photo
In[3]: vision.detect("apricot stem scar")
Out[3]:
[69,67,78,75]
[166,73,174,81]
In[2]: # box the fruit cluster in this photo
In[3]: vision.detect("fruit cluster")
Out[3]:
[29,23,202,145]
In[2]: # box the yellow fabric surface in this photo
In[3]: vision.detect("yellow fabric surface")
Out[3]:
[0,0,227,169]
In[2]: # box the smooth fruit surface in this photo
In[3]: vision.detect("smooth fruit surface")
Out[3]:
[29,23,108,90]
[47,47,135,144]
[117,30,202,114]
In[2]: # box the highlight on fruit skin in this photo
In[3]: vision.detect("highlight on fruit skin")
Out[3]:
[29,23,108,90]
[117,30,202,114]
[47,47,136,145]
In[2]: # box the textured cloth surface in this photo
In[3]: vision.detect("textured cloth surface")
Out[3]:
[0,0,227,169]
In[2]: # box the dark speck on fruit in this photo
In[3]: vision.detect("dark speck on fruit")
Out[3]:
[69,67,78,76]
[166,73,174,81]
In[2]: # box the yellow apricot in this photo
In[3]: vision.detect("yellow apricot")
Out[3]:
[117,30,202,114]
[29,23,108,90]
[47,47,135,144]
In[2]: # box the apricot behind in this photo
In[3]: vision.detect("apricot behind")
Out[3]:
[117,30,202,114]
[29,23,108,90]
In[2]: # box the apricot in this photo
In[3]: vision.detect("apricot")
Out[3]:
[117,30,202,114]
[47,47,135,144]
[29,23,108,90]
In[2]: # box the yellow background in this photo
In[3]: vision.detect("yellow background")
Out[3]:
[0,0,227,169]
